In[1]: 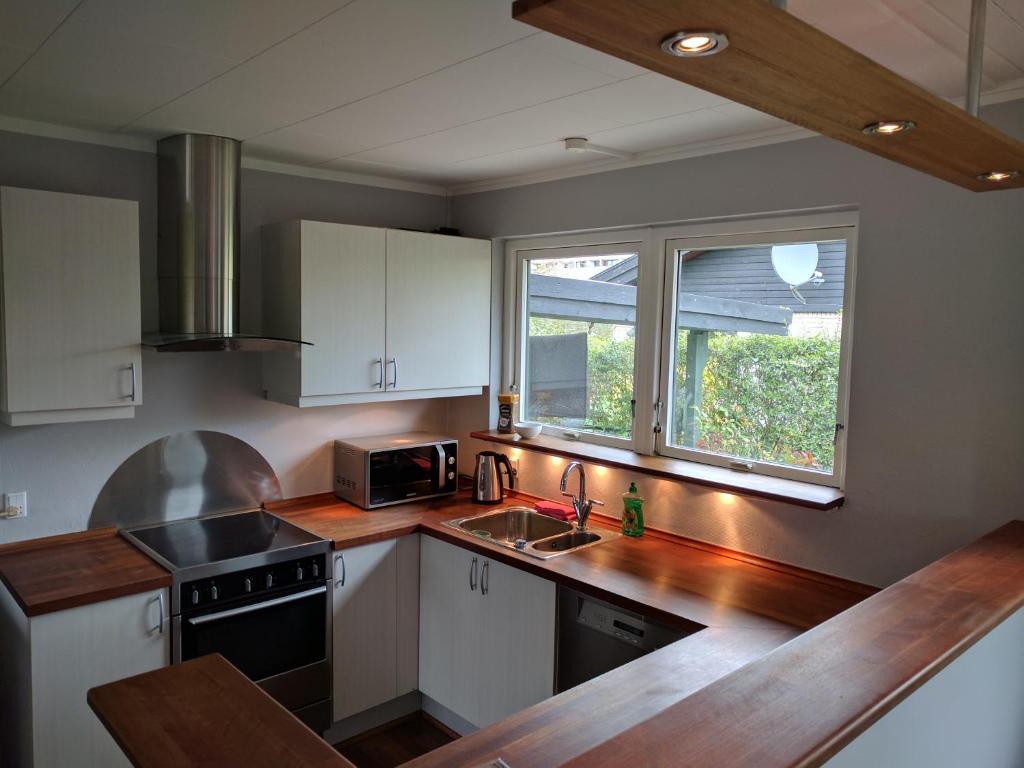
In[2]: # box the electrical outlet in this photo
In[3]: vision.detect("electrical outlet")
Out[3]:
[509,458,520,476]
[3,491,27,519]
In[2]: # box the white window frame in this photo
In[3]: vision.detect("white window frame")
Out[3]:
[504,229,659,451]
[504,210,857,489]
[656,220,857,488]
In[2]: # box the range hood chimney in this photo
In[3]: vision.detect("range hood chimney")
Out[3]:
[144,133,309,352]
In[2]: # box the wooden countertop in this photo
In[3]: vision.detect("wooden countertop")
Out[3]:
[270,491,871,631]
[560,519,1024,768]
[0,527,170,616]
[88,654,354,768]
[72,493,1023,768]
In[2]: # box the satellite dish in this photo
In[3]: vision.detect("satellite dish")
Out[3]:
[771,243,819,287]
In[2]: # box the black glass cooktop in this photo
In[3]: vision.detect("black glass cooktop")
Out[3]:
[123,510,324,571]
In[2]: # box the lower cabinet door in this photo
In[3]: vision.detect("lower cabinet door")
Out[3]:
[476,556,556,727]
[30,589,169,768]
[332,539,399,721]
[418,536,482,724]
[418,536,556,729]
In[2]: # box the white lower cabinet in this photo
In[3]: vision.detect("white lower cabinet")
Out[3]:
[418,536,556,729]
[0,584,169,768]
[332,535,419,722]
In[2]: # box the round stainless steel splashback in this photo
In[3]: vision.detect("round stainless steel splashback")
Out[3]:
[89,431,282,529]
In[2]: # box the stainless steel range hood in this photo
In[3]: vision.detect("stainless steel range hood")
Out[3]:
[144,134,310,352]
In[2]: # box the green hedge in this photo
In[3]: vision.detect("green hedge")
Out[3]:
[529,318,840,471]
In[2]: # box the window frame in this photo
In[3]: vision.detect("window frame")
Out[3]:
[504,210,858,489]
[506,231,652,450]
[656,222,857,488]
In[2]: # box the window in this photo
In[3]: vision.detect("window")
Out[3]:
[517,241,642,446]
[507,214,856,488]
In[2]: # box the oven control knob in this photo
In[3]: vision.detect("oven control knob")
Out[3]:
[311,562,319,578]
[210,584,218,601]
[244,577,253,593]
[447,471,455,480]
[191,588,199,605]
[265,573,274,589]
[296,565,304,581]
[448,456,455,465]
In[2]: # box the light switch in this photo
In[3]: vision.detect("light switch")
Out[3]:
[3,492,27,519]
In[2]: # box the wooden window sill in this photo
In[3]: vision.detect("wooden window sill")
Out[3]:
[470,430,845,510]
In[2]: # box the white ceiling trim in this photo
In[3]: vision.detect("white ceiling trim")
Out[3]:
[0,113,448,195]
[0,113,156,152]
[240,157,446,195]
[446,124,814,195]
[1,83,1022,199]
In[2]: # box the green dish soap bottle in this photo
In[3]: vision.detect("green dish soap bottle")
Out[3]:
[621,482,645,537]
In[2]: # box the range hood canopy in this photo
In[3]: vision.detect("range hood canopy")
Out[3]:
[146,133,310,352]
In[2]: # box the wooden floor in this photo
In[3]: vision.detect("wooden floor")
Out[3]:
[334,712,457,768]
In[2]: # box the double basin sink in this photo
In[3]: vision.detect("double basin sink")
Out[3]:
[443,506,619,559]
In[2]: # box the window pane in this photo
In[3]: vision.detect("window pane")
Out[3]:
[524,252,638,440]
[668,239,845,473]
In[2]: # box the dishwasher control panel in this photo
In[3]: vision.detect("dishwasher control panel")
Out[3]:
[576,599,649,649]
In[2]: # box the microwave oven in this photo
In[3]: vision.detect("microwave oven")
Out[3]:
[333,432,458,509]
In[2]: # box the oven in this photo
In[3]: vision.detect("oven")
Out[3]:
[172,552,332,732]
[334,432,458,509]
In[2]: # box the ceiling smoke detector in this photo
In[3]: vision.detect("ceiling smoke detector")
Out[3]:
[563,137,633,159]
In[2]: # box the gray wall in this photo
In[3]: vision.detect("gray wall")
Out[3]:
[451,99,1024,587]
[0,130,450,544]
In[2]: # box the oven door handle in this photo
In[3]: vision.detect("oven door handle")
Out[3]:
[186,585,326,626]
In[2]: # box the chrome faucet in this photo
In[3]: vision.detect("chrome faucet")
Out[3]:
[559,461,603,530]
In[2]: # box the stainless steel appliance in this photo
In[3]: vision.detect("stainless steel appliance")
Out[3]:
[472,451,515,504]
[333,431,458,509]
[145,133,310,352]
[121,509,333,732]
[555,587,703,693]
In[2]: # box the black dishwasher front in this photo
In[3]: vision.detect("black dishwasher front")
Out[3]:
[555,586,704,693]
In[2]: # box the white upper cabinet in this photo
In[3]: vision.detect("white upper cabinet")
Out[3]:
[384,229,490,392]
[0,186,142,426]
[262,220,490,407]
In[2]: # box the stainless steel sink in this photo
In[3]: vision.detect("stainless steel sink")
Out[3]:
[447,506,572,543]
[443,507,619,559]
[531,530,602,553]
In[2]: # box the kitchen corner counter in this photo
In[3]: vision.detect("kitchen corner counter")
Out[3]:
[0,527,170,616]
[269,491,872,632]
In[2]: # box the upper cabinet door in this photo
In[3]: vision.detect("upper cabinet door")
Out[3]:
[299,221,386,396]
[385,230,490,392]
[0,187,141,426]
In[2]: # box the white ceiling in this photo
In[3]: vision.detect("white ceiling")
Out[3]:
[1,0,1022,192]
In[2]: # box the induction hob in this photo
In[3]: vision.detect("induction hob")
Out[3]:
[121,508,331,599]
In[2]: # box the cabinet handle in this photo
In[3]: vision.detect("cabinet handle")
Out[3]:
[469,557,478,591]
[374,358,384,389]
[150,591,165,634]
[481,560,489,596]
[387,358,398,389]
[125,362,137,402]
[335,552,346,587]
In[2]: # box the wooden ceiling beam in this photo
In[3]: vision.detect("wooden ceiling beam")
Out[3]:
[512,0,1024,192]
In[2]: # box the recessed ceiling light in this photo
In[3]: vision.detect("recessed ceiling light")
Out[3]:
[977,170,1020,182]
[862,120,916,136]
[661,31,729,58]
